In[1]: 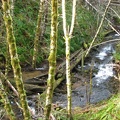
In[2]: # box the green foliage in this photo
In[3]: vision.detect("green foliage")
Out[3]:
[90,95,120,120]
[114,43,120,61]
[56,3,97,57]
[1,0,97,66]
[51,108,68,120]
[13,0,39,63]
[49,95,120,120]
[114,53,120,61]
[73,94,120,120]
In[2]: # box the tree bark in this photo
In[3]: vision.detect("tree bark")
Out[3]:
[32,0,44,69]
[62,0,76,119]
[45,0,58,119]
[2,0,31,120]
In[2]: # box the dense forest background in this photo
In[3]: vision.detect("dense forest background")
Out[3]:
[0,0,120,120]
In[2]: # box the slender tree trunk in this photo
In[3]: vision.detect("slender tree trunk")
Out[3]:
[40,0,48,43]
[85,0,112,57]
[5,43,10,77]
[0,71,16,120]
[65,36,72,117]
[62,0,76,119]
[45,0,58,119]
[2,1,31,120]
[10,0,14,17]
[32,0,44,69]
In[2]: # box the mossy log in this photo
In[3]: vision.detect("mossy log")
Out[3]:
[24,84,46,95]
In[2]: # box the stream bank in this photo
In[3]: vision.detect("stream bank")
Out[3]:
[53,34,120,108]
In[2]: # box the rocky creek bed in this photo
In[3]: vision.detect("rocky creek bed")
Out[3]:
[53,40,119,108]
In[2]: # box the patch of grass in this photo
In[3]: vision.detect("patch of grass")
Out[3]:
[50,94,120,120]
[114,43,120,61]
[73,94,120,120]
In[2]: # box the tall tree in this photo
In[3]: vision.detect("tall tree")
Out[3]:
[45,0,58,119]
[2,0,31,120]
[32,0,44,69]
[62,0,76,119]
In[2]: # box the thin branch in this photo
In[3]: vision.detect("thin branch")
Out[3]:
[93,38,120,47]
[2,73,19,97]
[85,0,112,57]
[69,0,76,36]
[62,0,67,36]
[85,0,120,34]
[109,24,120,36]
[109,7,120,19]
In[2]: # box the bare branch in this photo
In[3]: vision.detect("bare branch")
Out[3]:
[62,0,67,36]
[69,0,76,36]
[85,0,120,34]
[85,0,112,57]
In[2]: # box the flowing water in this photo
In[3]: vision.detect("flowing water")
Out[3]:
[53,34,120,108]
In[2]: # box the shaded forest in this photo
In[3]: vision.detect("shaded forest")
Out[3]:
[0,0,120,120]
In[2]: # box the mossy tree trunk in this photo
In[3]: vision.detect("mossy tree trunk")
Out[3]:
[32,0,44,69]
[45,0,58,119]
[0,71,16,120]
[2,0,31,120]
[62,0,76,119]
[5,43,10,77]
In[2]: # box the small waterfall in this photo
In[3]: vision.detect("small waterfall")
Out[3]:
[92,43,115,86]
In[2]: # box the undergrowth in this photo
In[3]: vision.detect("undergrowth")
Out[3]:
[51,94,120,120]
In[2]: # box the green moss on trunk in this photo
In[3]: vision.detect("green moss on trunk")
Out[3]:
[0,72,16,120]
[2,0,31,120]
[45,0,58,119]
[32,0,44,69]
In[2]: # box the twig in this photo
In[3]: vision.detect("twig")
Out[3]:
[109,7,120,19]
[62,0,67,36]
[0,72,19,97]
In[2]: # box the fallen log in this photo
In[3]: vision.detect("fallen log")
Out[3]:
[24,48,86,95]
[24,84,46,95]
[40,49,86,99]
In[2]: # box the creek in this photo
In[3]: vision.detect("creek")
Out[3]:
[52,33,120,108]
